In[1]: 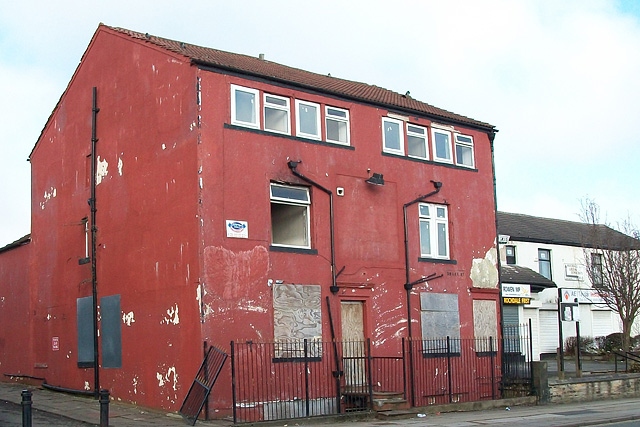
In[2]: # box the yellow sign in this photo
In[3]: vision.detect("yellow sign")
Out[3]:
[503,297,531,305]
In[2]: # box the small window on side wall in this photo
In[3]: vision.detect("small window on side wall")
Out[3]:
[325,106,350,145]
[454,134,474,168]
[270,184,311,248]
[231,85,260,128]
[264,94,290,134]
[382,117,404,155]
[432,128,453,163]
[505,245,516,265]
[295,100,321,140]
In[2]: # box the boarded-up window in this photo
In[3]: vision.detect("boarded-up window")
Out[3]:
[273,284,321,358]
[473,299,498,353]
[101,294,122,368]
[420,293,460,354]
[77,296,95,367]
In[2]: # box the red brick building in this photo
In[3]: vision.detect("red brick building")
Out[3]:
[0,24,500,417]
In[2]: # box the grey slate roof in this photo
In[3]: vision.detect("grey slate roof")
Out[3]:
[107,25,495,131]
[501,264,556,293]
[497,212,640,251]
[0,234,31,254]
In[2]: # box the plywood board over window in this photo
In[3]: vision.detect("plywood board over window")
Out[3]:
[273,284,322,358]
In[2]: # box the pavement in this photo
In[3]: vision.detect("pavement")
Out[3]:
[0,356,637,427]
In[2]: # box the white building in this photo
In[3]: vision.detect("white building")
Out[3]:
[497,212,625,359]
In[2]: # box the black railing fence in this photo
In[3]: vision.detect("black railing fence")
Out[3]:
[231,325,532,423]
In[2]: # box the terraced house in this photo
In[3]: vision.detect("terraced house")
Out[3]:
[0,24,507,422]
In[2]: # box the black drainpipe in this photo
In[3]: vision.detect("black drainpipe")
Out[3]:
[287,161,338,294]
[402,180,442,407]
[90,87,100,397]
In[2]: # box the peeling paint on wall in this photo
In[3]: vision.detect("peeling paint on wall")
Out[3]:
[118,157,123,176]
[84,381,90,391]
[96,156,109,185]
[470,248,498,289]
[161,304,179,325]
[122,311,135,326]
[156,366,179,400]
[40,187,57,209]
[132,375,139,394]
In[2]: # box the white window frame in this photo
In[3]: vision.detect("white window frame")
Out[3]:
[382,117,405,155]
[407,123,429,160]
[230,84,260,128]
[295,100,321,140]
[263,93,290,135]
[454,134,475,168]
[325,106,350,145]
[431,128,453,164]
[419,203,450,259]
[270,183,311,249]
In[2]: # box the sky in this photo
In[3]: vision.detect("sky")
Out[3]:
[1,0,639,245]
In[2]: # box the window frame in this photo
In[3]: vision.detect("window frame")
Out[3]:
[538,249,552,280]
[295,100,321,140]
[325,106,350,145]
[591,252,603,286]
[418,203,450,259]
[230,84,260,128]
[505,245,516,265]
[454,134,475,168]
[263,93,291,135]
[270,183,311,249]
[431,127,453,164]
[382,117,405,155]
[407,123,429,160]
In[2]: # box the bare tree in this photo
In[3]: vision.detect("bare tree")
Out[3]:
[581,199,640,352]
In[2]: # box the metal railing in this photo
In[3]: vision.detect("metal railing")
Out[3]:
[231,330,532,423]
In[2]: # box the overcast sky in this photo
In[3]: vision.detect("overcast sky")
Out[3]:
[1,0,639,245]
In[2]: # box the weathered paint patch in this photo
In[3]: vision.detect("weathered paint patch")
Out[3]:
[40,187,57,210]
[156,366,178,392]
[132,375,138,394]
[122,311,135,326]
[84,381,91,391]
[470,248,498,289]
[161,304,179,325]
[117,157,123,176]
[96,156,109,185]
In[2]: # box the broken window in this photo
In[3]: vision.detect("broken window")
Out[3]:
[270,183,310,249]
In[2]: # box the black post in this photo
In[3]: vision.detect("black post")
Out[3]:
[557,288,564,377]
[21,390,32,427]
[304,339,310,418]
[576,321,582,377]
[99,389,109,427]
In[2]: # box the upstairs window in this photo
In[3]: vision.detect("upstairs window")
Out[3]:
[454,134,474,168]
[295,100,321,140]
[270,184,310,249]
[325,106,350,145]
[591,253,603,286]
[419,203,449,259]
[382,117,404,155]
[505,245,516,265]
[538,249,552,280]
[432,128,453,163]
[231,85,259,128]
[264,94,290,134]
[407,124,429,160]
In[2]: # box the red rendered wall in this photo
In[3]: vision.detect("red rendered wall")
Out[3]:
[0,243,34,379]
[196,70,499,413]
[27,27,203,410]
